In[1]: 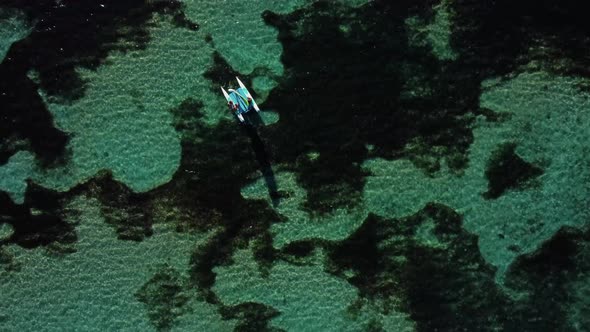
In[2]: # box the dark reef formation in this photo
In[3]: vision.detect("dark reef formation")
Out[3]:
[0,0,197,165]
[136,265,189,331]
[0,182,76,251]
[280,206,590,332]
[484,143,543,199]
[2,0,590,331]
[220,302,284,332]
[322,205,509,332]
[260,1,475,214]
[82,172,154,241]
[503,226,590,332]
[452,0,590,78]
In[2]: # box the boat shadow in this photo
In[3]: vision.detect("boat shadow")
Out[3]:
[246,110,265,127]
[242,113,280,207]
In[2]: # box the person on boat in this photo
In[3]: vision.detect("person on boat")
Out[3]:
[228,100,237,112]
[246,96,254,111]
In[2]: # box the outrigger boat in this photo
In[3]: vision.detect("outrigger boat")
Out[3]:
[221,77,260,123]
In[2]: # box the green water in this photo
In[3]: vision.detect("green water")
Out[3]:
[2,0,590,331]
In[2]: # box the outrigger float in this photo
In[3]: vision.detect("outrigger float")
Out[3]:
[221,77,260,123]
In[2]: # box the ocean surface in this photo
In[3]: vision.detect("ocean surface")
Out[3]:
[1,0,590,331]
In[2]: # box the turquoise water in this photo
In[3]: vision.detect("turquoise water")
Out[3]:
[2,1,590,331]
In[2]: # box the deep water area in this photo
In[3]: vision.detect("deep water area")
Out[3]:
[2,0,590,331]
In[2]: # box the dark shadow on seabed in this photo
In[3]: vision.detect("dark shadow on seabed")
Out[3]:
[241,112,280,206]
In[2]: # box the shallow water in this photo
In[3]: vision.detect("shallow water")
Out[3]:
[1,1,590,331]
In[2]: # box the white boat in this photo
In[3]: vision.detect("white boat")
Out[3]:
[220,77,260,123]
